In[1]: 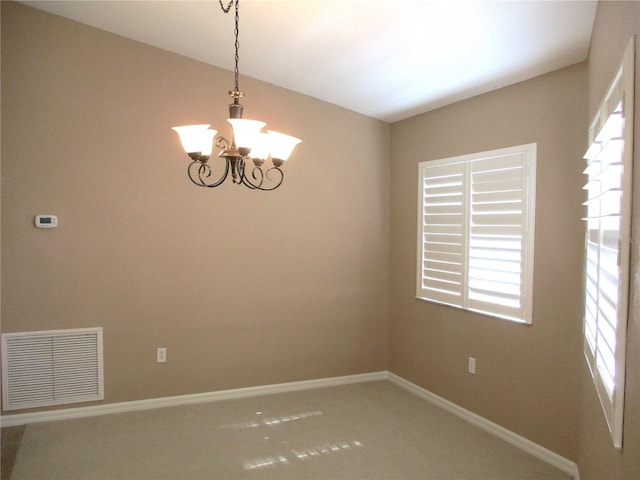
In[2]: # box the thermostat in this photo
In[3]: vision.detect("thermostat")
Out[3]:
[35,215,58,228]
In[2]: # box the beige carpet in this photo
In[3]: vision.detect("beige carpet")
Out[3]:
[10,381,572,479]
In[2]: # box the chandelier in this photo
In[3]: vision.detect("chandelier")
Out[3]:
[172,0,301,191]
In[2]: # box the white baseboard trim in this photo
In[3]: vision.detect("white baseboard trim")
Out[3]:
[0,371,387,428]
[387,372,580,480]
[0,369,580,479]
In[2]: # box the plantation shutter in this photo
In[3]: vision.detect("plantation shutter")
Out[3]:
[418,162,466,306]
[582,54,632,447]
[468,153,534,322]
[417,144,536,323]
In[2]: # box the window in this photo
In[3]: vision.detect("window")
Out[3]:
[582,39,634,449]
[416,143,536,324]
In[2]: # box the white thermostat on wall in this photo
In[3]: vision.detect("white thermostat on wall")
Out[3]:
[35,215,58,228]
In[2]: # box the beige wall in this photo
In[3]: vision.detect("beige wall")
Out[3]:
[0,2,390,410]
[389,63,588,459]
[577,2,640,480]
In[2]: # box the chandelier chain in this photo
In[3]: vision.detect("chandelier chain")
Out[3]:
[219,0,234,13]
[233,0,240,92]
[218,0,241,93]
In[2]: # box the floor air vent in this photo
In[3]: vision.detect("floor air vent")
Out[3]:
[2,328,103,411]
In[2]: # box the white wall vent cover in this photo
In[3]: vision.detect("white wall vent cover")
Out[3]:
[2,327,104,411]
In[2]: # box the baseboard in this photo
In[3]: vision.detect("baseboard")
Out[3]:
[0,371,387,428]
[386,372,580,480]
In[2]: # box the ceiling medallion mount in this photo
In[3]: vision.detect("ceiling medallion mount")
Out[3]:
[172,0,301,191]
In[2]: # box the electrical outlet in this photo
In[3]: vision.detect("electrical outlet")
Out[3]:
[157,347,167,363]
[468,357,476,375]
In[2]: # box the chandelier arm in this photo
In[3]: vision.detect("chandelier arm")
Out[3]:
[240,166,284,191]
[263,166,284,191]
[215,136,230,150]
[239,165,265,190]
[240,175,259,190]
[187,160,230,188]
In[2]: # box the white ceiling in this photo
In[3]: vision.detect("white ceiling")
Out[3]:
[21,0,597,123]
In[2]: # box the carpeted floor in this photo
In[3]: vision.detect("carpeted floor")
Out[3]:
[5,381,572,479]
[1,425,25,480]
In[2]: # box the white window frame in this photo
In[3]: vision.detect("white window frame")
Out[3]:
[582,38,634,449]
[416,143,536,324]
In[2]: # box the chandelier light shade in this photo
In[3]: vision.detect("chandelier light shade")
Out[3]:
[172,0,301,191]
[227,119,265,151]
[172,125,217,160]
[249,133,270,163]
[266,130,303,165]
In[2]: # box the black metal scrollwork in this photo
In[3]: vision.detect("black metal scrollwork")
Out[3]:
[188,149,285,191]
